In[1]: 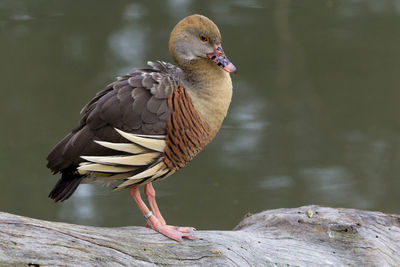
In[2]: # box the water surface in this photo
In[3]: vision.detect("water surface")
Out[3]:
[0,0,399,230]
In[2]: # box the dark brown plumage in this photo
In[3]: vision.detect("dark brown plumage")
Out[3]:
[47,62,177,201]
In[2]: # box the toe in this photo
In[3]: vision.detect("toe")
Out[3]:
[164,225,196,233]
[175,226,196,233]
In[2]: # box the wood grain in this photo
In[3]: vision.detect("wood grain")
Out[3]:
[0,205,399,266]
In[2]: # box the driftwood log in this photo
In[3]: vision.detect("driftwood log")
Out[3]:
[0,205,399,266]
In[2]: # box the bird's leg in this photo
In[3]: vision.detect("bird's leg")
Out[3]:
[129,185,194,241]
[144,183,166,225]
[144,183,195,234]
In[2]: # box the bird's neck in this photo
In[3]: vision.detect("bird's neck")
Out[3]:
[179,59,233,137]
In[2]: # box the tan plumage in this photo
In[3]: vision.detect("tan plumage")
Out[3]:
[78,163,138,173]
[115,163,169,190]
[93,140,149,154]
[47,14,235,241]
[169,15,233,136]
[114,129,166,152]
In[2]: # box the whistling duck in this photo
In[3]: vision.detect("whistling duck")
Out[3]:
[47,14,236,241]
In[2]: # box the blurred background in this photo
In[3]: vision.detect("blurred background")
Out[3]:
[1,0,400,230]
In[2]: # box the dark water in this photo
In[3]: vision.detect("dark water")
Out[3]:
[1,0,399,230]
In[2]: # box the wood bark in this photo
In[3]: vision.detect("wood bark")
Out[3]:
[0,205,399,266]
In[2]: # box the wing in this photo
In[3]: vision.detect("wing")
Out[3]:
[47,61,212,201]
[47,62,180,197]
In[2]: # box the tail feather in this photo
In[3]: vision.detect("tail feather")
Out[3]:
[49,173,83,202]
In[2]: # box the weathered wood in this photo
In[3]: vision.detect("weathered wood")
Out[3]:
[0,205,399,266]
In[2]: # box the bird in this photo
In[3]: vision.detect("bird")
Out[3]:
[46,14,236,241]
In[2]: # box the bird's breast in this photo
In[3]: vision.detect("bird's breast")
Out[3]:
[184,70,233,136]
[163,86,212,170]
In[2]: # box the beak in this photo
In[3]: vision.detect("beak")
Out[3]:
[207,44,237,74]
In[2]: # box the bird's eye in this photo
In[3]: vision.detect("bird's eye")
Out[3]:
[200,35,209,42]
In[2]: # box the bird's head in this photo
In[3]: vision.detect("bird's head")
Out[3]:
[169,14,236,74]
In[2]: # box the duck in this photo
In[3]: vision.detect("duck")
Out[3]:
[46,14,236,241]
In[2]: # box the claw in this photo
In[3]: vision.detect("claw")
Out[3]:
[146,216,195,241]
[174,226,196,233]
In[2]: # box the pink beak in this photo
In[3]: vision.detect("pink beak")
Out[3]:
[207,44,237,74]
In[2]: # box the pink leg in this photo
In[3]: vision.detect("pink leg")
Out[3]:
[129,185,194,241]
[144,183,166,225]
[144,183,195,233]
